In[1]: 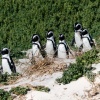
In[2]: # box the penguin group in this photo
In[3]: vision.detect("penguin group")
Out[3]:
[71,22,95,52]
[31,32,71,60]
[0,22,95,74]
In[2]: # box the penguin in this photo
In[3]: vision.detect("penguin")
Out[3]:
[82,29,94,52]
[31,34,44,61]
[57,34,69,59]
[71,22,83,51]
[45,31,56,58]
[1,48,16,74]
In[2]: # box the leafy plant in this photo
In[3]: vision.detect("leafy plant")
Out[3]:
[56,49,99,84]
[0,89,12,100]
[10,86,30,95]
[0,0,100,58]
[34,86,50,92]
[85,71,96,82]
[0,73,9,83]
[0,72,20,84]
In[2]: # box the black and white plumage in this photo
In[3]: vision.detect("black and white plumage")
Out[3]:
[82,29,94,52]
[45,31,56,58]
[71,23,83,51]
[1,48,16,74]
[57,34,69,58]
[31,34,44,60]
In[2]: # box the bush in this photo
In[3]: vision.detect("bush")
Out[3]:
[34,86,50,92]
[0,72,20,84]
[10,86,30,95]
[56,49,99,84]
[0,73,9,83]
[0,89,12,100]
[0,0,100,58]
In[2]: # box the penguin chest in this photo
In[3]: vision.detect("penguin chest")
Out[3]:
[75,33,82,48]
[32,44,44,61]
[32,45,41,57]
[82,38,92,52]
[58,44,67,58]
[2,59,12,74]
[45,40,55,57]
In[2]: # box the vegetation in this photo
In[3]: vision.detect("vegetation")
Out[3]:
[0,86,30,100]
[85,71,96,82]
[0,73,8,83]
[10,86,30,95]
[0,72,20,84]
[56,49,99,84]
[34,86,50,92]
[0,0,100,58]
[0,89,12,100]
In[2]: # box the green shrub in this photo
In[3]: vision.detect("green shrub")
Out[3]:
[0,72,20,84]
[10,86,30,95]
[85,71,96,82]
[56,49,99,84]
[0,73,9,83]
[0,0,100,58]
[76,49,99,66]
[34,86,50,92]
[0,89,12,100]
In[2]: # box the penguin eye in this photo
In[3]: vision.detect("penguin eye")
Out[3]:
[1,49,9,55]
[59,34,65,40]
[32,36,39,42]
[82,29,88,35]
[74,24,81,30]
[47,32,53,38]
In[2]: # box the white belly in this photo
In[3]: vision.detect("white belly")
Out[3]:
[58,44,67,58]
[32,45,43,59]
[45,40,55,57]
[2,59,12,74]
[82,38,92,52]
[75,33,82,48]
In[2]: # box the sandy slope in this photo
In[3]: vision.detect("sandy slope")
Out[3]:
[0,62,100,100]
[0,49,100,100]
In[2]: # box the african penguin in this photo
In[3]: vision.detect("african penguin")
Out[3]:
[57,34,69,59]
[45,31,56,58]
[71,23,83,51]
[82,29,94,52]
[1,48,16,74]
[32,34,43,61]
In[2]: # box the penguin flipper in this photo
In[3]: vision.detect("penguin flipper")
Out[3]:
[71,37,75,46]
[41,49,46,58]
[9,56,16,73]
[89,34,95,47]
[54,47,57,57]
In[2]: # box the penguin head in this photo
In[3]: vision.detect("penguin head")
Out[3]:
[74,23,82,30]
[46,31,53,38]
[59,34,65,41]
[1,48,9,55]
[82,29,88,35]
[32,34,40,42]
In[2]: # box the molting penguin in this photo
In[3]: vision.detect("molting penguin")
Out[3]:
[32,34,43,61]
[45,31,56,58]
[82,29,94,52]
[57,34,69,59]
[71,23,83,51]
[1,48,16,74]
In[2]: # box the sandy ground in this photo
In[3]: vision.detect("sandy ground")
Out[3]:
[0,62,100,100]
[0,49,100,100]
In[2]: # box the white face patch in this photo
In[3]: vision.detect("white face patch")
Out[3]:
[1,48,10,55]
[3,48,9,51]
[32,35,40,42]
